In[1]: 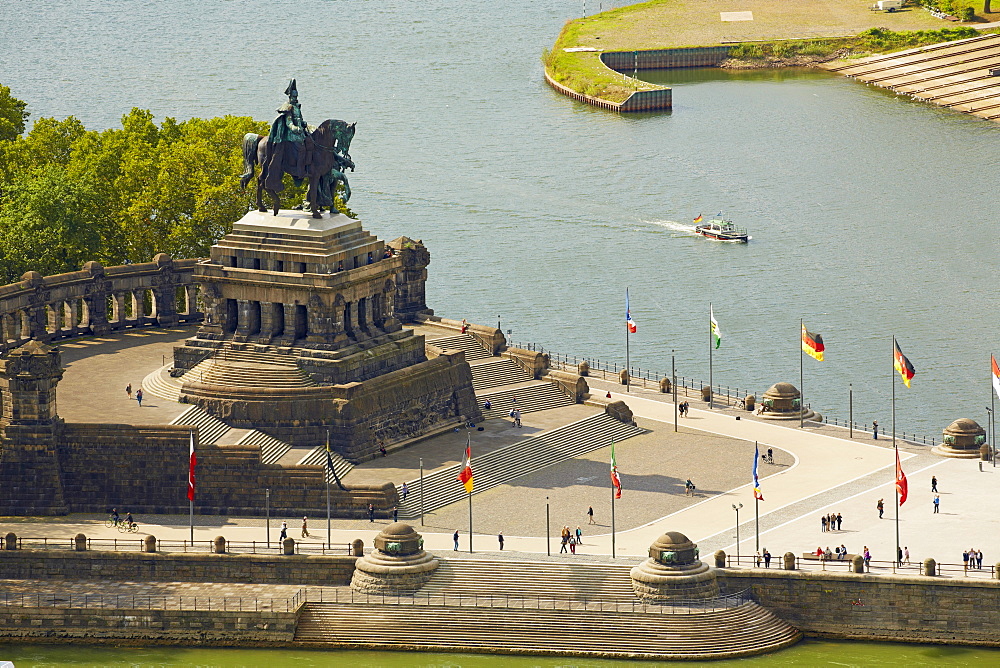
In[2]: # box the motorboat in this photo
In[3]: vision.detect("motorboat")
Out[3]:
[694,218,750,243]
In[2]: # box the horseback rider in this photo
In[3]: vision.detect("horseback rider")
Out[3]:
[264,79,311,191]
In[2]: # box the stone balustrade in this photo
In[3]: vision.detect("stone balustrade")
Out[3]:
[0,254,203,356]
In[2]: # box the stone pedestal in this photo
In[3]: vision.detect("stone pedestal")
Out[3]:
[630,531,719,602]
[756,382,821,422]
[351,523,438,593]
[932,418,987,459]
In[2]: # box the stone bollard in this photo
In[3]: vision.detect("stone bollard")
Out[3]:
[701,386,712,402]
[351,539,364,557]
[923,558,936,576]
[745,395,755,412]
[783,552,796,570]
[214,536,227,554]
[578,361,589,376]
[995,563,1000,580]
[659,378,672,394]
[4,533,16,550]
[74,534,87,551]
[619,370,630,386]
[283,537,296,555]
[981,444,991,461]
[144,535,157,553]
[714,550,727,568]
[852,555,865,573]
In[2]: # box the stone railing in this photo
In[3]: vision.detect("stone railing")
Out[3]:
[0,254,203,355]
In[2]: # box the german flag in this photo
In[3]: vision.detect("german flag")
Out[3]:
[894,340,915,388]
[801,324,825,362]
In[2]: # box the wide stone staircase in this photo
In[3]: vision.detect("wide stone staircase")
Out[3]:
[190,349,318,388]
[469,358,531,390]
[234,429,294,465]
[296,446,355,483]
[169,406,232,445]
[478,381,573,419]
[395,413,644,518]
[429,333,494,361]
[293,599,801,659]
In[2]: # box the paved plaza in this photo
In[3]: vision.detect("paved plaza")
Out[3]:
[6,329,998,576]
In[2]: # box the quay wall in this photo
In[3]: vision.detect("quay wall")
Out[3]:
[0,549,357,586]
[543,69,672,113]
[601,47,731,71]
[720,568,1000,646]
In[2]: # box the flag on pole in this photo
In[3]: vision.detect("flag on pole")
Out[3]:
[626,290,637,334]
[992,354,1000,401]
[710,306,722,349]
[457,438,474,493]
[693,214,703,224]
[893,340,915,388]
[752,443,764,500]
[187,431,196,501]
[610,440,622,499]
[801,324,825,361]
[325,438,335,477]
[895,449,908,505]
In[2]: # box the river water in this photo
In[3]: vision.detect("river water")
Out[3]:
[2,1,999,662]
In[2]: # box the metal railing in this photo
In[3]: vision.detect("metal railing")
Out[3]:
[820,415,937,446]
[0,589,305,613]
[722,553,997,579]
[303,586,754,615]
[0,536,355,556]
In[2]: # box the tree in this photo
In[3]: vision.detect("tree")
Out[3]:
[0,84,28,142]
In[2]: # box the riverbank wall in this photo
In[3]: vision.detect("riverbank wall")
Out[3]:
[543,69,672,112]
[719,568,1000,646]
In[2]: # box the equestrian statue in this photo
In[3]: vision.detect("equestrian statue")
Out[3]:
[240,79,356,219]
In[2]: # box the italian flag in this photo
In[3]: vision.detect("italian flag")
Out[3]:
[457,438,474,493]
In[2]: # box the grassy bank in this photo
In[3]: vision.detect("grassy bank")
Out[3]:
[545,0,993,105]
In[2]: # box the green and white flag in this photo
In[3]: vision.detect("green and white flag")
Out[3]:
[711,306,722,349]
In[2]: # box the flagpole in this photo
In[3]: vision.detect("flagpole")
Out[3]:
[709,302,714,410]
[467,432,473,554]
[754,442,760,552]
[800,318,804,429]
[892,336,899,573]
[672,351,678,432]
[625,288,630,393]
[611,479,616,559]
[326,429,331,550]
[189,429,194,544]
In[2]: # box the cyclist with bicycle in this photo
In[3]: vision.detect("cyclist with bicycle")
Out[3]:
[111,508,120,526]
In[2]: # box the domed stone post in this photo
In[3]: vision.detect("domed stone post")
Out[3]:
[714,550,727,568]
[630,532,719,601]
[351,523,438,593]
[282,537,295,555]
[4,533,16,550]
[660,378,671,394]
[578,361,589,376]
[851,555,864,573]
[74,534,87,551]
[351,538,364,556]
[783,552,796,570]
[214,536,227,554]
[144,535,157,553]
[923,558,936,576]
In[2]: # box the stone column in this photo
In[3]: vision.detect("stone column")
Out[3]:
[235,299,252,337]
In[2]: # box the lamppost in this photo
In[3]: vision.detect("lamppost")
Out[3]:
[732,503,743,563]
[546,496,551,557]
[849,384,853,438]
[987,407,995,467]
[265,488,270,547]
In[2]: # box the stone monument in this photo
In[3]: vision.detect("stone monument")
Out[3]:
[755,382,821,422]
[351,522,438,593]
[932,418,987,459]
[630,531,719,601]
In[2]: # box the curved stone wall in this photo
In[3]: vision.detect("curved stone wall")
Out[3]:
[0,255,203,355]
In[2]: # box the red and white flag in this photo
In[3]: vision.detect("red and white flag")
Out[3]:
[626,289,637,334]
[187,431,196,502]
[895,449,907,506]
[457,437,474,493]
[992,354,1000,401]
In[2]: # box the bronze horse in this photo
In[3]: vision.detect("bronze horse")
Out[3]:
[240,119,355,219]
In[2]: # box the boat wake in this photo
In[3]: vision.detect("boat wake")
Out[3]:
[641,219,699,235]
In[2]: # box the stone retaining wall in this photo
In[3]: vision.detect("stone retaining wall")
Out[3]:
[601,47,731,71]
[720,568,1000,645]
[0,549,357,586]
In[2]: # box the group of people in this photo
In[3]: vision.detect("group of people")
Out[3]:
[820,512,844,532]
[677,401,691,417]
[814,544,853,561]
[109,508,135,530]
[684,479,696,496]
[125,383,144,406]
[754,549,772,567]
[963,548,985,570]
[560,526,583,554]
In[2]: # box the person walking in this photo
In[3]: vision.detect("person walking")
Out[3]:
[279,521,288,542]
[401,482,409,501]
[569,535,576,555]
[933,494,940,514]
[498,531,504,551]
[513,408,522,428]
[125,383,132,399]
[392,506,399,523]
[685,479,695,497]
[877,498,884,519]
[863,546,871,571]
[872,420,878,440]
[301,516,310,538]
[560,526,570,554]
[897,546,903,567]
[755,551,761,567]
[904,546,910,564]
[368,503,375,522]
[931,476,938,493]
[135,388,143,406]
[587,506,595,525]
[453,530,459,551]
[963,549,970,572]
[575,526,583,545]
[766,447,774,463]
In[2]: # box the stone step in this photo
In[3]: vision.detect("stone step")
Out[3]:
[469,359,531,391]
[478,382,573,418]
[169,405,231,445]
[234,430,294,465]
[296,446,356,483]
[190,357,318,389]
[140,365,184,402]
[293,602,801,658]
[396,413,644,517]
[430,333,493,360]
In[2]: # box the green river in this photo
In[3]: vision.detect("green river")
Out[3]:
[3,641,999,666]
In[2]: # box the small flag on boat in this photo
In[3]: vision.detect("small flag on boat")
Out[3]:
[801,324,825,362]
[752,443,763,501]
[893,340,915,388]
[710,306,722,349]
[992,354,1000,401]
[626,289,637,334]
[693,214,703,224]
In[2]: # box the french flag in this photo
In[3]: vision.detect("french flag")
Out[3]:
[626,289,637,334]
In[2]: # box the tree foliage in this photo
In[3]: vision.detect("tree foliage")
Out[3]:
[0,88,340,283]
